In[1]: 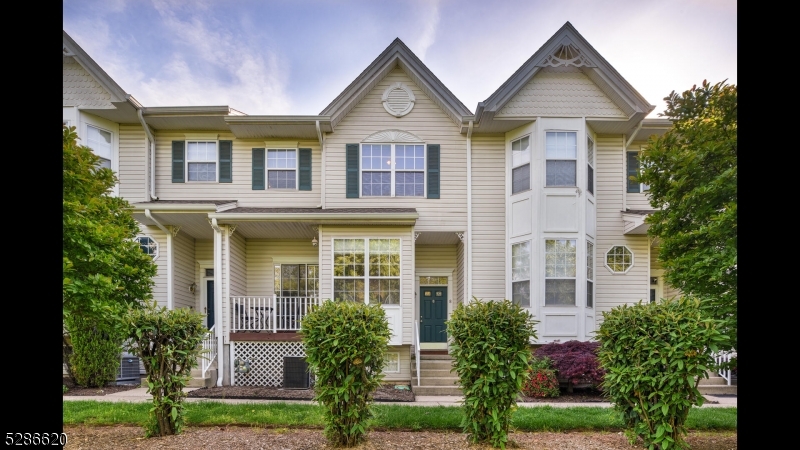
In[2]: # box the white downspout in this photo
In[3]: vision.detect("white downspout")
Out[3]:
[317,120,326,209]
[210,218,224,387]
[466,120,474,302]
[144,209,172,309]
[137,109,158,201]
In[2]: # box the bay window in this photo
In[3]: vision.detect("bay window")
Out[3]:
[545,131,577,186]
[544,239,576,305]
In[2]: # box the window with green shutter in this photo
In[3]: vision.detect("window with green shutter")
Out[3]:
[219,140,232,183]
[346,144,360,198]
[298,148,312,191]
[348,142,439,198]
[252,148,265,190]
[172,141,185,183]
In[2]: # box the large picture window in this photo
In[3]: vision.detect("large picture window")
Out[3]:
[544,239,576,305]
[333,238,400,304]
[511,241,531,307]
[361,144,424,197]
[545,131,577,186]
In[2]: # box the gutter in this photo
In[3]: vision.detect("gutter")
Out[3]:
[466,120,474,303]
[144,210,172,310]
[210,218,224,387]
[625,119,644,149]
[207,212,419,222]
[131,204,220,212]
[137,109,158,201]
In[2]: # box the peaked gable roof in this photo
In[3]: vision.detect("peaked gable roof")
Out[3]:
[320,38,472,130]
[475,22,655,135]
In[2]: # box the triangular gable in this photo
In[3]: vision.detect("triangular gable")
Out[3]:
[63,31,129,105]
[320,38,472,130]
[476,22,654,133]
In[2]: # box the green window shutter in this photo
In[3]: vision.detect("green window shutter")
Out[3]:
[219,140,233,183]
[298,148,312,191]
[172,141,185,183]
[252,148,265,190]
[346,144,359,198]
[626,151,640,193]
[427,144,440,199]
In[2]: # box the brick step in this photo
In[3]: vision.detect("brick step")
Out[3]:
[411,385,463,396]
[412,376,460,387]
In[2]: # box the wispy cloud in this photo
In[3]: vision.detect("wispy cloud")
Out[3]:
[411,0,441,61]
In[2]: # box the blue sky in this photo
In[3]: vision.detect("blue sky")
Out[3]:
[63,0,736,118]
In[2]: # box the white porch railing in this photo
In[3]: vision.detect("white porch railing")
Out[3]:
[414,320,421,386]
[713,350,736,386]
[231,296,322,332]
[201,325,216,378]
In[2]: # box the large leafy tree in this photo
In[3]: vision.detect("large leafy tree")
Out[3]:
[638,80,737,352]
[63,125,157,385]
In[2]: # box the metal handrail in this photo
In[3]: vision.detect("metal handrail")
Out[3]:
[414,320,421,386]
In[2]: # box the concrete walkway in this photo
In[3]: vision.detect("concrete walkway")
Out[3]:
[63,387,737,408]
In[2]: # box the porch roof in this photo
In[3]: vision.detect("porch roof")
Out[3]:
[622,209,656,235]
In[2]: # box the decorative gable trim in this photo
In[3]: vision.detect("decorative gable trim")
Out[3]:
[536,41,596,69]
[363,129,422,143]
[382,82,416,117]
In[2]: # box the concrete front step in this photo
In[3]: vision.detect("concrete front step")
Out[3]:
[411,385,463,396]
[699,377,729,386]
[698,384,737,395]
[418,369,456,378]
[412,376,460,387]
[413,360,454,370]
[187,368,217,388]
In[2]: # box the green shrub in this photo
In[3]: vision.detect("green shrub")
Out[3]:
[65,316,123,388]
[596,297,731,450]
[446,298,538,449]
[123,301,207,437]
[300,300,391,447]
[521,357,560,398]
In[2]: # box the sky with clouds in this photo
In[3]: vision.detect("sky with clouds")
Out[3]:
[63,0,736,118]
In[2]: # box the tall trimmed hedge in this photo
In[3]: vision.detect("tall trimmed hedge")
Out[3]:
[596,298,731,450]
[446,299,538,449]
[300,300,391,447]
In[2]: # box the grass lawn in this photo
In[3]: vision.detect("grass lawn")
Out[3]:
[63,401,736,432]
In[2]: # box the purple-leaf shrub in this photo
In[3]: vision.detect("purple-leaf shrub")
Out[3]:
[535,340,605,387]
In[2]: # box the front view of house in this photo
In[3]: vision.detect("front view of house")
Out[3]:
[63,22,677,389]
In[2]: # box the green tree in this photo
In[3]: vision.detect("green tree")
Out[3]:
[638,80,737,352]
[63,125,157,385]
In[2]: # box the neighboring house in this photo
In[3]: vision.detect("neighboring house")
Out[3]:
[63,22,676,387]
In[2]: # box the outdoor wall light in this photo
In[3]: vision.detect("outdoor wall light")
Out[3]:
[311,237,318,247]
[189,282,197,294]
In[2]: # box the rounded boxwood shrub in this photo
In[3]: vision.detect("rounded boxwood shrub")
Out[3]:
[535,340,605,392]
[447,299,538,449]
[521,357,559,398]
[596,298,731,450]
[300,300,391,448]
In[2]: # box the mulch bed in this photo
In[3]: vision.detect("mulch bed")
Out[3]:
[63,377,143,397]
[187,384,415,402]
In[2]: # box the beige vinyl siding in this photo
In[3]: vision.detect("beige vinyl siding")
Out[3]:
[319,226,414,345]
[470,136,506,300]
[229,232,247,297]
[118,124,147,202]
[650,249,682,300]
[383,345,411,383]
[496,66,626,118]
[415,245,458,271]
[154,131,322,207]
[323,68,468,232]
[195,240,213,320]
[595,135,650,323]
[62,57,113,108]
[246,240,320,296]
[172,231,195,309]
[140,225,168,308]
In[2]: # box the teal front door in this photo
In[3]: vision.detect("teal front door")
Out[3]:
[421,287,447,342]
[206,280,214,329]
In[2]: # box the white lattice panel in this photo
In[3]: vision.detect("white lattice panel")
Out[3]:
[231,341,306,387]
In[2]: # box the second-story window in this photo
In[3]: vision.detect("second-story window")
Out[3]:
[87,124,113,169]
[267,149,297,189]
[187,141,217,181]
[361,144,425,197]
[511,136,530,194]
[545,131,577,186]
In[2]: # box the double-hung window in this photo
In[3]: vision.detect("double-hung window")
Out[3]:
[361,144,425,197]
[187,141,218,181]
[333,238,400,304]
[544,239,576,305]
[545,131,577,186]
[267,149,297,189]
[274,264,319,297]
[626,151,649,193]
[511,241,531,307]
[87,124,112,169]
[511,136,531,194]
[586,241,594,308]
[587,136,595,195]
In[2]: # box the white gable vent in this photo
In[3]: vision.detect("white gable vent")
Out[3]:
[382,82,415,117]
